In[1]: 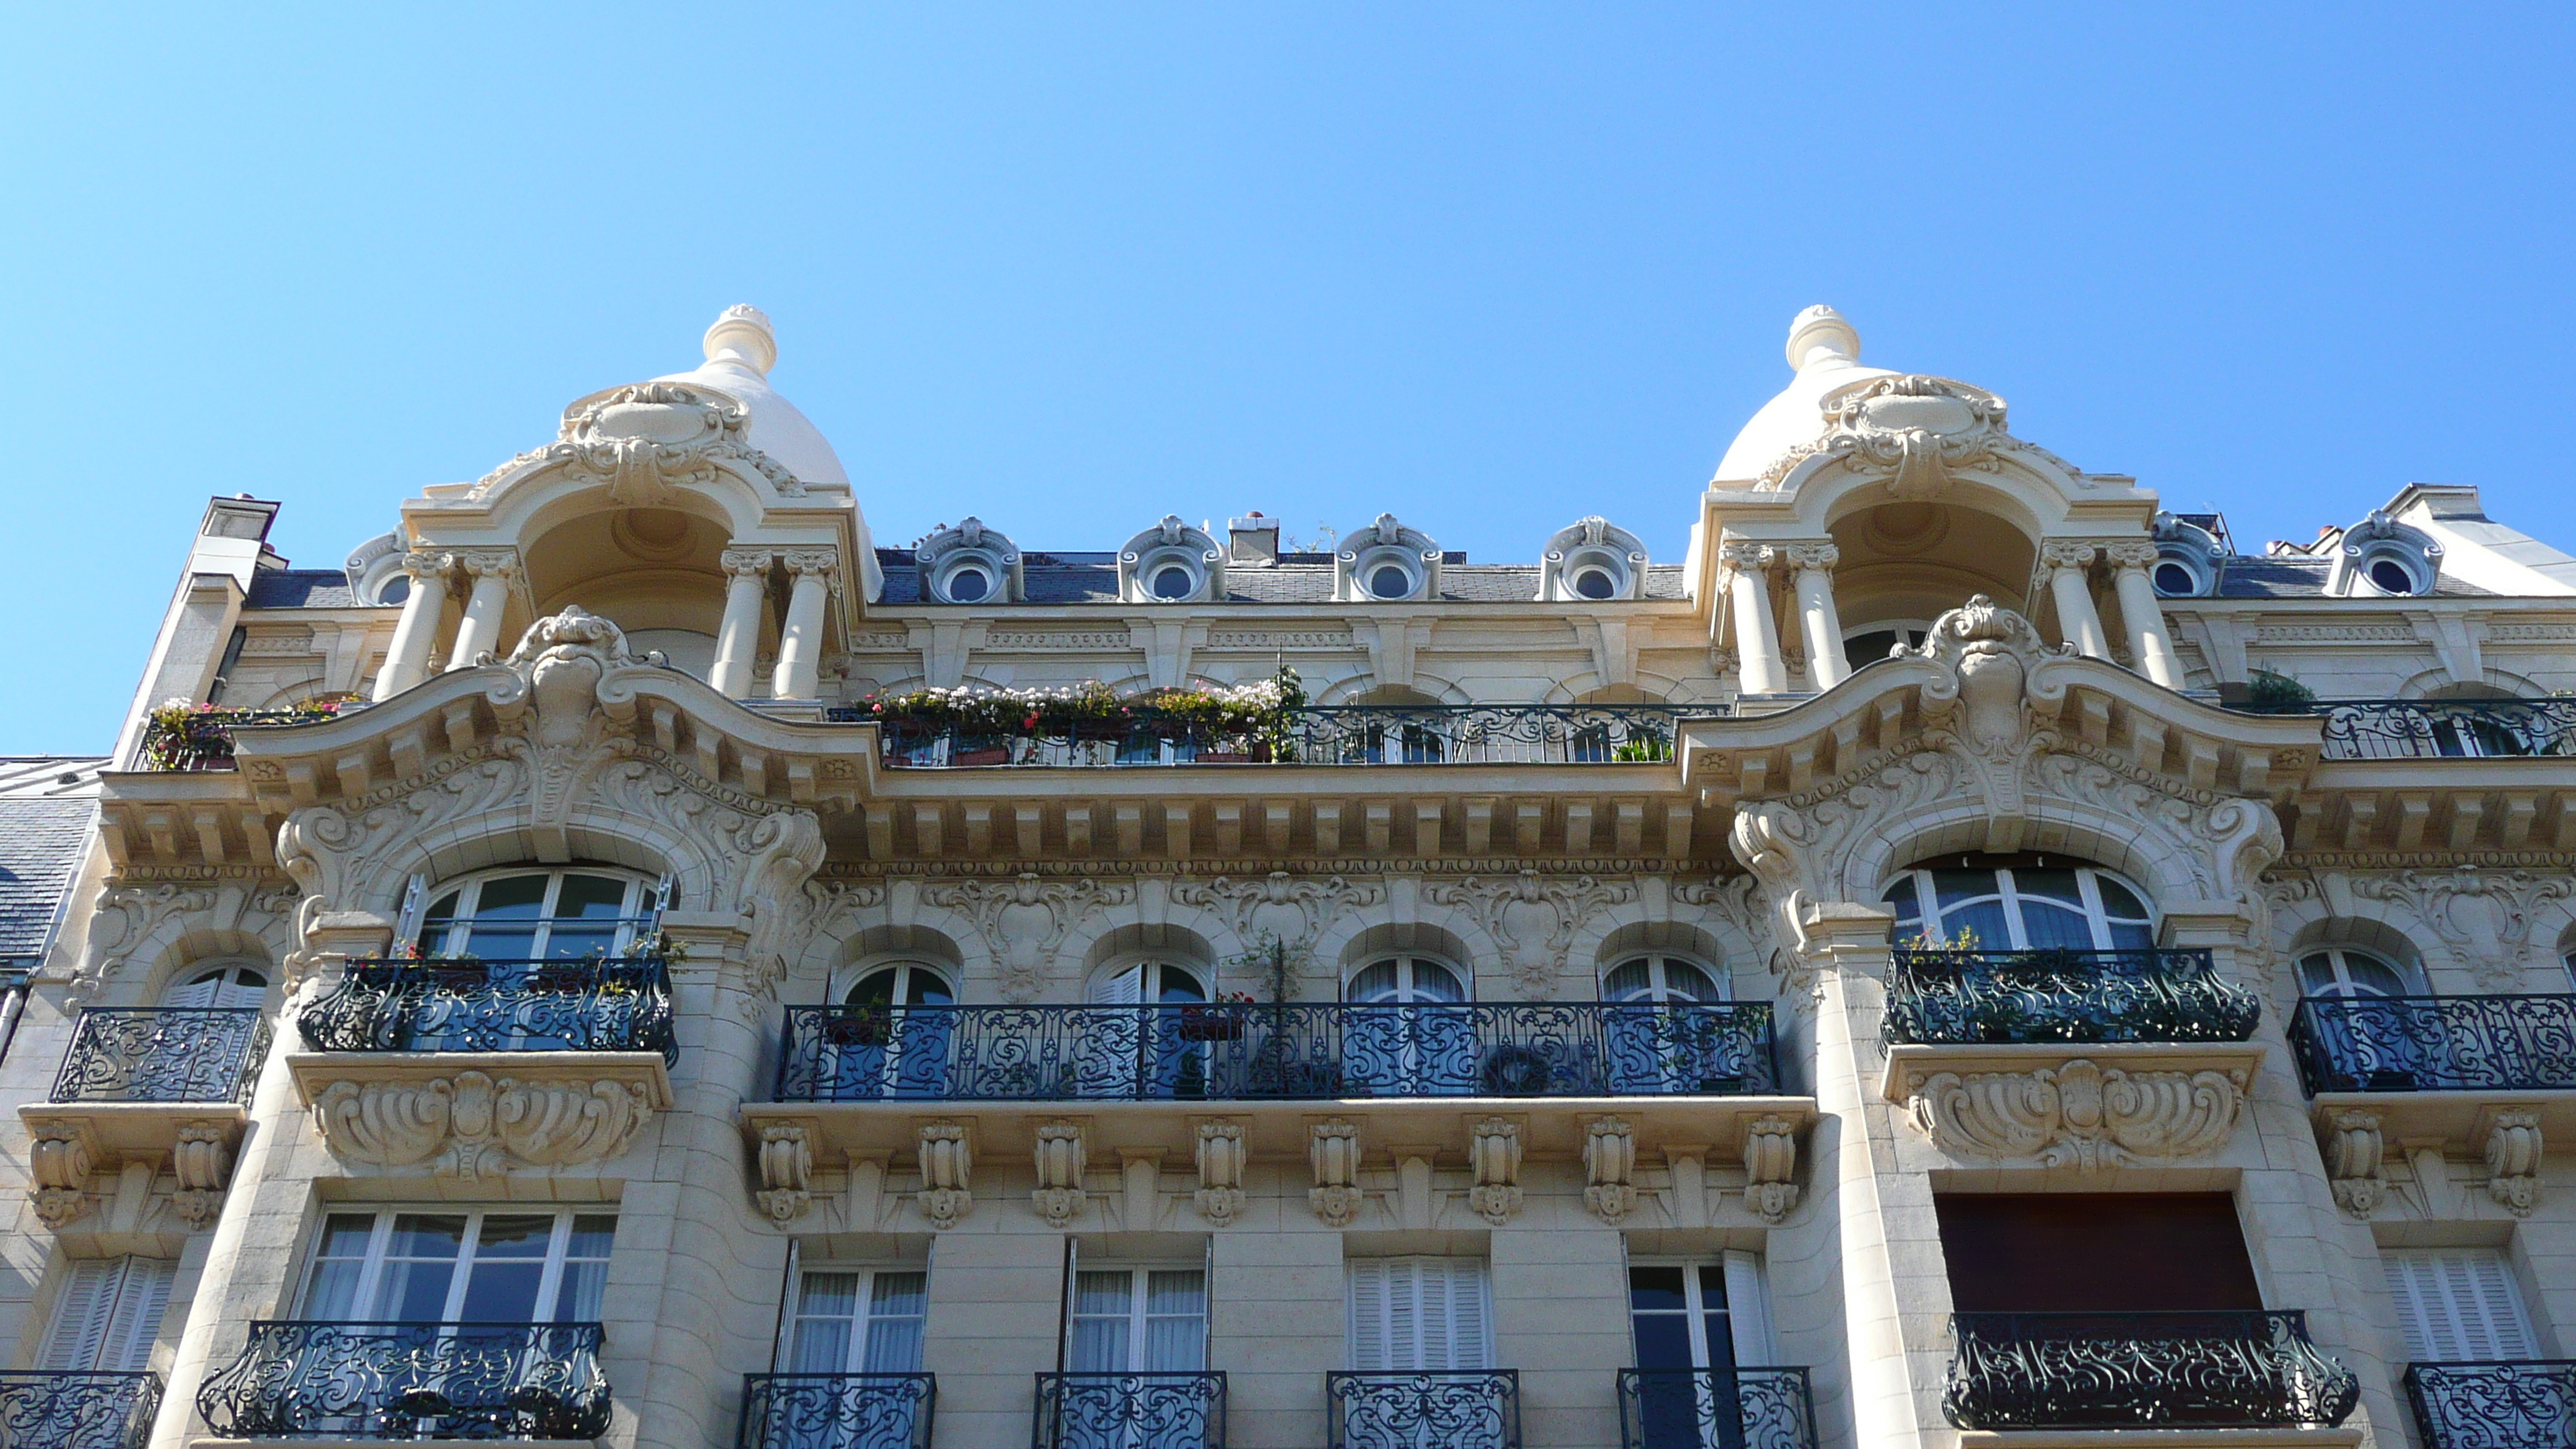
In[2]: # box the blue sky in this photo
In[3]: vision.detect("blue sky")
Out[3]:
[4,5,2571,751]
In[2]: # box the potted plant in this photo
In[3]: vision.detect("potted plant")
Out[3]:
[1179,992,1256,1041]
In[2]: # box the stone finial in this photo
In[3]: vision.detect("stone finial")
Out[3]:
[1786,305,1860,372]
[704,305,779,375]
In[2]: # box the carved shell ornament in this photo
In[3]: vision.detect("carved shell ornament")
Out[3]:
[471,379,804,501]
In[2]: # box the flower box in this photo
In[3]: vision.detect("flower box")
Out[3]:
[1177,1009,1248,1042]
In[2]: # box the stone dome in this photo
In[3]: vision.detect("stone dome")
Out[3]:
[1710,305,1895,485]
[651,305,852,491]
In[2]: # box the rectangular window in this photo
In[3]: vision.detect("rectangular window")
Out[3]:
[787,1267,929,1374]
[296,1208,615,1323]
[1936,1193,2261,1313]
[1348,1257,1490,1372]
[39,1257,176,1372]
[1628,1255,1775,1372]
[2384,1249,2538,1362]
[1069,1268,1207,1372]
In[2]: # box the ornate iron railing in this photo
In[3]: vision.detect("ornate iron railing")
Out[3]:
[196,1321,611,1440]
[1327,1372,1519,1449]
[0,1371,163,1449]
[844,704,1697,767]
[1943,1311,2358,1430]
[1035,1372,1225,1449]
[2404,1360,2576,1449]
[51,1007,270,1104]
[775,1002,1776,1102]
[739,1372,936,1449]
[2289,995,2576,1094]
[2236,697,2576,760]
[1885,949,2259,1046]
[1616,1368,1817,1449]
[300,957,677,1066]
[136,707,344,771]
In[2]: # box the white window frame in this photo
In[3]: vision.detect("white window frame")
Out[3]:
[1883,864,2156,951]
[1347,1256,1492,1372]
[294,1208,615,1324]
[1346,955,1469,1003]
[1602,955,1728,1003]
[843,959,957,1006]
[2384,1248,2538,1362]
[2297,947,2425,999]
[1625,1255,1776,1370]
[782,1263,930,1375]
[415,867,659,957]
[1067,1265,1210,1373]
[1092,957,1210,1005]
[161,960,270,1009]
[39,1256,176,1372]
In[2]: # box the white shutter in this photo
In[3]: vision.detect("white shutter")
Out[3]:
[100,1259,175,1372]
[39,1260,122,1371]
[1723,1252,1776,1367]
[1348,1260,1392,1370]
[162,972,215,1009]
[2384,1249,2537,1362]
[1441,1259,1490,1370]
[1349,1258,1489,1372]
[1097,965,1144,1005]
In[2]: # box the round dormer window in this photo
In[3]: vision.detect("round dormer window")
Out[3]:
[930,552,1007,605]
[2358,548,2430,597]
[1153,564,1196,599]
[1572,567,1618,600]
[378,574,413,606]
[2150,549,2209,599]
[947,565,991,602]
[1368,564,1413,599]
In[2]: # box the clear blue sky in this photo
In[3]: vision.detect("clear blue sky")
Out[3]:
[5,5,2571,752]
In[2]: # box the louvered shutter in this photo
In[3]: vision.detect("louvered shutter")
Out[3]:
[100,1259,175,1372]
[1349,1259,1392,1370]
[1349,1258,1491,1372]
[1097,965,1143,1005]
[1441,1259,1490,1370]
[2384,1249,2537,1362]
[1723,1252,1776,1367]
[39,1260,122,1371]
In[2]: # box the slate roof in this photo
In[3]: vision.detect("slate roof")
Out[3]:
[0,796,95,961]
[245,570,362,608]
[2212,557,2493,600]
[872,548,1695,605]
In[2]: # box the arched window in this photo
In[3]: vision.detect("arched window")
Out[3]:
[417,868,658,958]
[163,961,268,1009]
[2296,947,2422,999]
[845,962,955,1007]
[1602,955,1725,1002]
[1882,855,2156,951]
[1348,956,1468,1003]
[1093,958,1208,1005]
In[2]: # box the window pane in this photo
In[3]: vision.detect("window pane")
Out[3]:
[1629,1266,1687,1313]
[1932,871,2003,913]
[2017,902,2096,951]
[1075,1271,1134,1317]
[1146,1271,1205,1316]
[870,1272,928,1319]
[1410,960,1466,1002]
[2095,878,2150,920]
[550,1261,607,1324]
[376,1214,467,1321]
[567,1215,617,1261]
[1933,899,2011,949]
[553,875,630,919]
[1602,961,1656,1002]
[1068,1316,1129,1372]
[849,970,901,1007]
[1660,960,1719,1001]
[2012,870,2084,908]
[474,875,550,918]
[1630,1311,1694,1370]
[2345,953,2411,996]
[474,1215,555,1256]
[1348,961,1402,1002]
[791,1317,856,1374]
[2105,922,2156,951]
[862,1314,925,1374]
[461,1262,546,1321]
[302,1216,376,1321]
[1882,879,1924,932]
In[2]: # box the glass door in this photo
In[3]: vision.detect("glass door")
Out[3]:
[1343,957,1471,1096]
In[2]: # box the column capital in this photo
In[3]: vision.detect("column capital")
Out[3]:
[452,547,520,581]
[2038,540,2100,572]
[2104,539,2161,570]
[1785,542,1841,574]
[398,549,457,581]
[780,546,840,580]
[1716,540,1778,574]
[720,546,776,577]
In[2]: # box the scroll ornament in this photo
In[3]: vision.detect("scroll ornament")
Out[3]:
[310,1071,655,1177]
[1907,1059,2248,1171]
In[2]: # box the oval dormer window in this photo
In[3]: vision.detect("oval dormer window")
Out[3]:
[2153,559,2199,597]
[1368,564,1413,600]
[1573,567,1618,600]
[945,565,991,603]
[1152,564,1196,600]
[2368,556,2420,595]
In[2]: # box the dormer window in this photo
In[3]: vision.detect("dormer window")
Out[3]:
[2148,512,2225,599]
[2328,511,2442,599]
[1572,565,1619,600]
[1536,517,1648,602]
[2151,558,2199,597]
[916,518,1025,605]
[1367,562,1416,600]
[944,564,992,602]
[2364,553,2424,596]
[1153,562,1199,599]
[1335,514,1442,603]
[1117,516,1227,604]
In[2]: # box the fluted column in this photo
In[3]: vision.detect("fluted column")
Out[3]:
[1721,542,1789,694]
[372,550,454,700]
[2040,542,2111,660]
[444,550,519,671]
[709,548,772,697]
[769,548,837,700]
[1789,543,1848,690]
[2106,540,2187,687]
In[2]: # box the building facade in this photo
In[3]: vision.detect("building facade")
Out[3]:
[5,303,2574,1449]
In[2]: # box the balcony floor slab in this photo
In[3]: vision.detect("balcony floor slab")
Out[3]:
[1954,1430,2362,1449]
[2307,1088,2576,1155]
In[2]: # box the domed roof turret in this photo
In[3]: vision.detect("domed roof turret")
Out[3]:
[1710,305,1896,485]
[650,305,851,491]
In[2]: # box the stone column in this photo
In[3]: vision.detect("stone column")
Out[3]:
[1721,542,1790,695]
[1789,543,1848,690]
[2040,542,2112,660]
[769,549,836,701]
[709,548,772,698]
[444,550,519,671]
[372,551,454,700]
[2106,540,2187,688]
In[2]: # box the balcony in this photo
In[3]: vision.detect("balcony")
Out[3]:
[738,1372,935,1449]
[1615,1368,1817,1449]
[135,705,344,771]
[2403,1361,2576,1449]
[844,704,1691,768]
[1886,948,2259,1048]
[1036,1372,1226,1449]
[2290,995,2576,1096]
[1327,1372,1518,1449]
[775,1001,1776,1104]
[1943,1311,2358,1432]
[0,1370,162,1449]
[289,958,675,1177]
[2235,697,2576,761]
[195,1321,611,1440]
[19,1008,270,1229]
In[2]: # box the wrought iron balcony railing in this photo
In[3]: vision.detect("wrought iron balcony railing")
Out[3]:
[52,1007,269,1105]
[1036,1372,1226,1449]
[739,1372,936,1449]
[775,1001,1776,1102]
[2403,1360,2576,1449]
[841,704,1693,768]
[1616,1368,1817,1449]
[0,1371,163,1449]
[1885,948,2259,1046]
[135,706,345,771]
[1943,1310,2359,1430]
[2234,697,2576,760]
[1327,1371,1519,1449]
[300,957,677,1065]
[196,1321,611,1440]
[2290,995,2576,1095]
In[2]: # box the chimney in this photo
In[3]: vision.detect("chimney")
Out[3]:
[1228,512,1279,567]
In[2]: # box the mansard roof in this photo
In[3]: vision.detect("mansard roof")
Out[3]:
[0,795,94,958]
[867,550,1694,605]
